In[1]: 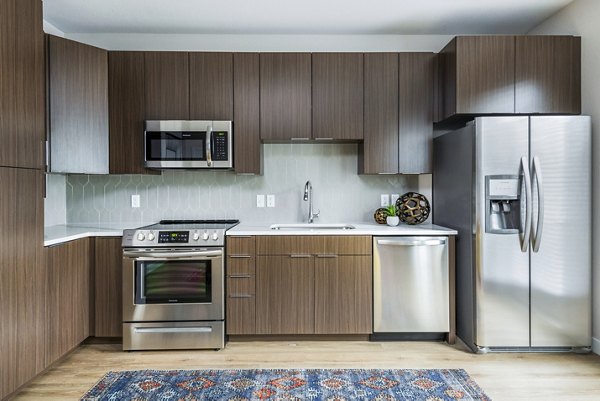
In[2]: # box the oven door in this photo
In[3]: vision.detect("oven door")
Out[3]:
[122,248,224,322]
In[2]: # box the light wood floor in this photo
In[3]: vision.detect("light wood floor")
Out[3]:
[12,340,600,401]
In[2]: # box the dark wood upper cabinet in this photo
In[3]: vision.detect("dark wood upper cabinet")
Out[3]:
[48,36,109,174]
[399,53,435,174]
[233,53,262,174]
[189,52,233,120]
[144,52,189,120]
[515,36,581,114]
[0,167,45,400]
[46,238,91,366]
[108,51,156,174]
[94,237,123,337]
[361,53,399,174]
[438,36,515,121]
[260,53,312,141]
[0,0,45,170]
[312,53,364,140]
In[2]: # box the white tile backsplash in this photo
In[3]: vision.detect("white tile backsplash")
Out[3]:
[44,174,67,227]
[65,143,426,225]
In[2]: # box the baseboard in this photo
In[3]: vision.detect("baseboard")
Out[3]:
[593,337,600,355]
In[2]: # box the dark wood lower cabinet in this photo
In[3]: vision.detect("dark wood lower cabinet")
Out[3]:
[256,256,315,334]
[315,256,372,334]
[0,167,44,400]
[45,238,91,366]
[94,237,123,337]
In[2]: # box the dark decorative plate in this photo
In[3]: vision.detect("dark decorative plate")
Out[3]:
[374,207,389,224]
[396,192,430,225]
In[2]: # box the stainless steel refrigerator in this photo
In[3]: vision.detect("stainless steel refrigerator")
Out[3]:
[433,116,592,352]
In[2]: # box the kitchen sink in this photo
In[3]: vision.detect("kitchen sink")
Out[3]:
[270,223,356,230]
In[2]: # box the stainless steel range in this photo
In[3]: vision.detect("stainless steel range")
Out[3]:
[122,219,238,351]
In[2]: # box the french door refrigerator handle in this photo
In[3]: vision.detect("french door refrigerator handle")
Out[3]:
[521,156,533,252]
[532,156,544,252]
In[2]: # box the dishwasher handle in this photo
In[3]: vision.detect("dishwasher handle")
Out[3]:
[377,238,447,247]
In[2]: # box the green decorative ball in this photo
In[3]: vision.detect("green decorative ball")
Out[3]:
[396,192,430,225]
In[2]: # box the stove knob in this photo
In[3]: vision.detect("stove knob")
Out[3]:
[137,232,145,241]
[202,232,210,241]
[147,232,155,241]
[192,232,200,241]
[212,232,219,241]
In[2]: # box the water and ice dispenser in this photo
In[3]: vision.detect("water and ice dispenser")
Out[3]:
[485,175,522,234]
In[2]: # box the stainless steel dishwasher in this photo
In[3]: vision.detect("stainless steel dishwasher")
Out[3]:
[373,236,449,336]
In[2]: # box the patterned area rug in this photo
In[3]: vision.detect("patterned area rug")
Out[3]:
[81,369,490,400]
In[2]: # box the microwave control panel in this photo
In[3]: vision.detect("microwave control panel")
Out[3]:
[212,132,229,161]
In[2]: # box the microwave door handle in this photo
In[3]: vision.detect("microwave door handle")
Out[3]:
[206,125,213,167]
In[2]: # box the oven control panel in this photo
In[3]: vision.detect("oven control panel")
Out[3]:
[158,231,189,243]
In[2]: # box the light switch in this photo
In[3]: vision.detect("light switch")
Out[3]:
[131,194,141,208]
[256,194,265,208]
[391,194,400,204]
[380,194,390,207]
[267,194,275,208]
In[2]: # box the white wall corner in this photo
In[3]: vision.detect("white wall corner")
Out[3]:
[593,337,600,355]
[43,19,65,37]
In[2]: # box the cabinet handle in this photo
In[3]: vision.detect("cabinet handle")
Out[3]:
[315,138,334,141]
[228,274,253,278]
[290,254,311,258]
[316,254,338,258]
[291,137,310,141]
[229,294,253,298]
[229,255,252,258]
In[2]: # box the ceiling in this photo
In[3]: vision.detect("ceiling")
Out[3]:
[43,0,574,35]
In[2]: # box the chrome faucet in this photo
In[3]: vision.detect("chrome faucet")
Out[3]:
[303,180,320,223]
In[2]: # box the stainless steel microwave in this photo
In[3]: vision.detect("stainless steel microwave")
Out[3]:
[144,120,233,169]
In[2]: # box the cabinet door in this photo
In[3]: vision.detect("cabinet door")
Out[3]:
[190,52,233,120]
[108,52,157,175]
[0,0,45,170]
[233,53,261,174]
[260,53,312,141]
[515,36,581,114]
[49,36,109,174]
[312,53,364,140]
[439,36,515,120]
[315,256,372,334]
[399,53,435,174]
[256,256,314,334]
[144,52,189,119]
[46,238,91,366]
[0,167,45,400]
[94,237,123,337]
[361,53,399,174]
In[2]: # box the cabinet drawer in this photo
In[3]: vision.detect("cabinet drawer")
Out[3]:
[256,236,371,255]
[227,236,256,256]
[227,276,255,296]
[227,256,255,275]
[226,297,256,335]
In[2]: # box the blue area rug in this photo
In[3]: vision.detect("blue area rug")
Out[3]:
[81,368,490,400]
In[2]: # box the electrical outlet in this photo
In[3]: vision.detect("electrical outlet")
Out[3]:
[267,194,275,208]
[256,194,265,208]
[131,194,140,208]
[391,194,400,205]
[380,194,390,207]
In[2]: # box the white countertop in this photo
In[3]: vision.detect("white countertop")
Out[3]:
[227,222,457,236]
[44,224,133,246]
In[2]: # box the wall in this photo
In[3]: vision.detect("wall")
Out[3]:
[530,0,600,354]
[66,144,420,226]
[63,33,452,52]
[44,174,67,227]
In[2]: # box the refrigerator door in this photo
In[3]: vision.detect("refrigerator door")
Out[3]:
[475,117,531,348]
[530,116,592,348]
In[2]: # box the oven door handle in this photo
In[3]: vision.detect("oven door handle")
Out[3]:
[123,250,223,259]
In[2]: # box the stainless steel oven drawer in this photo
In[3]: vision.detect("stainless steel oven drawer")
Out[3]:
[123,321,224,351]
